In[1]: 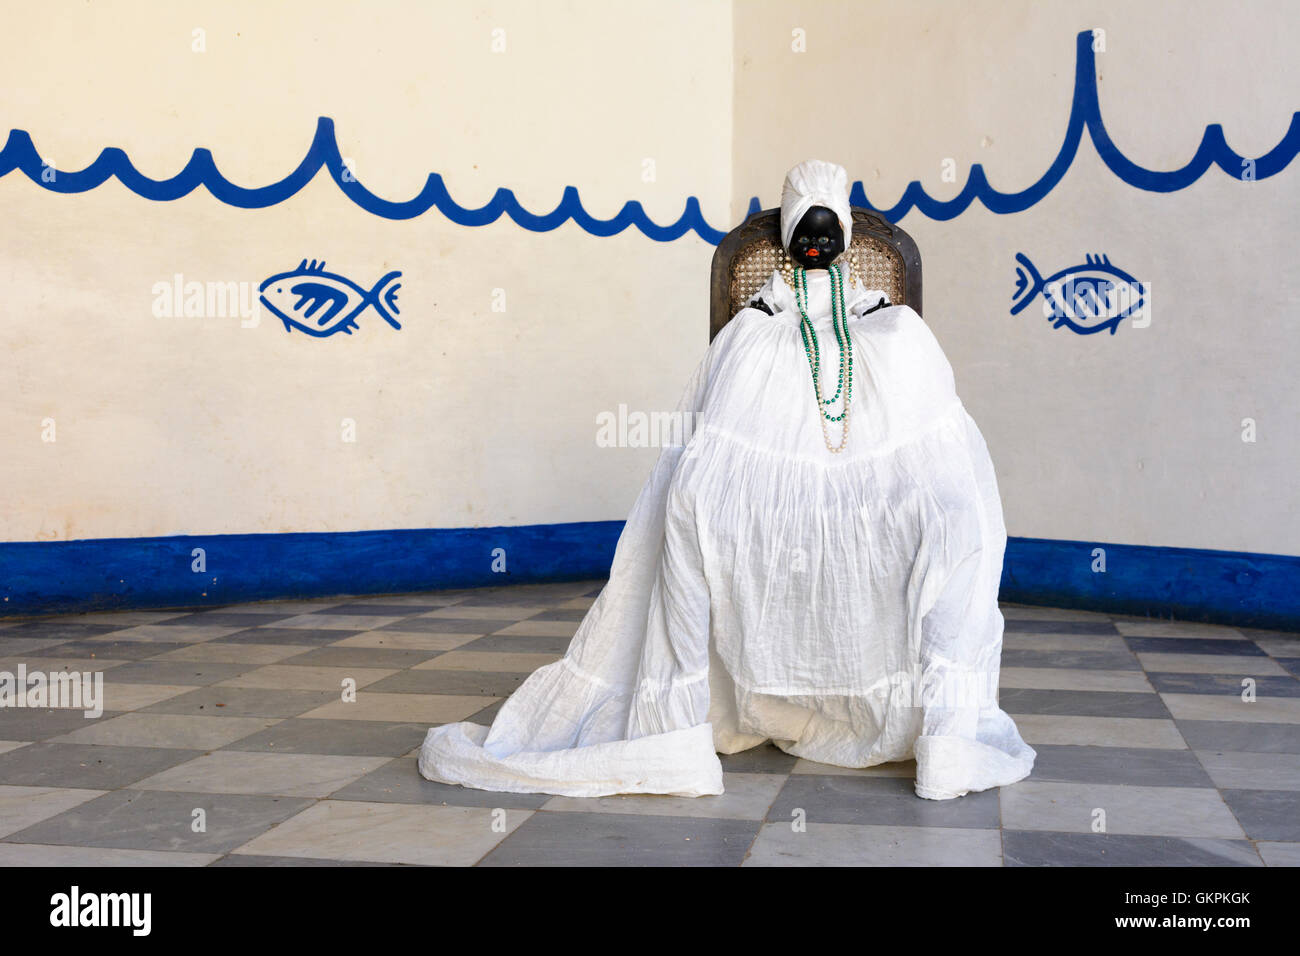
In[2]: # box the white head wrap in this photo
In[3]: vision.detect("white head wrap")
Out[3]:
[780,159,854,257]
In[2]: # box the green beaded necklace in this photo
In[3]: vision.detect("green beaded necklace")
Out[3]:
[794,263,853,453]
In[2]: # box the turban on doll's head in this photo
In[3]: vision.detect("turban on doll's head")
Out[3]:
[780,159,854,258]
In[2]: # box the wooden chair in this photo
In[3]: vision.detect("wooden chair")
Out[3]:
[709,207,923,341]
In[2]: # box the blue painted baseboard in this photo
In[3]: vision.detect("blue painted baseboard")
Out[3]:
[2,524,1297,631]
[0,522,624,618]
[1000,536,1300,631]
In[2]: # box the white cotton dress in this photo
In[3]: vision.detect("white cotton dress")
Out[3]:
[419,265,1036,800]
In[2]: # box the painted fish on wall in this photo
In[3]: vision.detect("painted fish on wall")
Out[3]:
[259,260,402,336]
[1011,252,1147,335]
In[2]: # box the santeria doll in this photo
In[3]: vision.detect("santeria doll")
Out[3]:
[419,160,1035,801]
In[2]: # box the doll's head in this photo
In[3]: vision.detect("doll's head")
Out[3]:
[780,159,853,271]
[789,205,845,270]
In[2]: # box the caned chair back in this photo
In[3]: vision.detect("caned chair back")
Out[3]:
[709,207,922,341]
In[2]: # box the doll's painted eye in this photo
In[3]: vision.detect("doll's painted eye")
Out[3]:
[817,237,830,246]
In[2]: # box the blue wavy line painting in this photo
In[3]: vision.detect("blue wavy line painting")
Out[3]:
[0,31,1294,240]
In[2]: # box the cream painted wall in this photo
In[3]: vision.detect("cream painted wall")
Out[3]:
[2,0,1296,563]
[733,0,1300,556]
[0,0,731,540]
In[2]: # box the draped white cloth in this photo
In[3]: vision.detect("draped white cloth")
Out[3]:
[419,265,1037,800]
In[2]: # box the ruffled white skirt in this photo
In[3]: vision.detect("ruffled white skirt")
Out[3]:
[420,279,1036,800]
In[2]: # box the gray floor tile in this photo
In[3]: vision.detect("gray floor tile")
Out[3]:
[744,822,1002,866]
[1002,633,1131,653]
[375,618,511,634]
[331,756,550,809]
[418,605,549,622]
[312,604,443,617]
[226,719,431,757]
[791,758,917,779]
[364,669,527,697]
[0,638,77,655]
[477,810,758,866]
[322,593,466,608]
[1113,621,1247,639]
[1000,688,1169,718]
[0,708,129,742]
[134,750,387,797]
[1027,745,1213,787]
[24,640,185,661]
[56,611,195,626]
[140,686,335,719]
[0,843,219,866]
[1161,692,1300,724]
[1176,720,1300,754]
[329,632,477,652]
[999,666,1152,692]
[49,713,278,750]
[1003,620,1119,635]
[1147,673,1300,697]
[1196,751,1300,791]
[92,660,252,686]
[526,609,589,622]
[5,788,314,853]
[88,624,246,644]
[1126,637,1269,657]
[1219,789,1300,841]
[218,663,396,691]
[718,742,799,774]
[1001,649,1141,671]
[2,622,125,640]
[233,800,527,865]
[466,700,504,724]
[150,612,299,628]
[296,693,488,724]
[1236,627,1300,645]
[209,854,408,866]
[218,627,363,646]
[767,774,1000,829]
[493,620,580,637]
[0,742,201,789]
[1000,781,1243,837]
[0,785,106,838]
[542,772,785,821]
[276,646,438,669]
[456,634,574,655]
[1013,714,1185,749]
[231,603,352,616]
[261,613,407,631]
[413,650,558,672]
[1138,652,1287,675]
[1002,830,1262,866]
[1000,604,1113,621]
[456,594,578,610]
[151,643,307,665]
[1256,841,1300,866]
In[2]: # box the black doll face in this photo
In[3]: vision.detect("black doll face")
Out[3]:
[790,206,846,270]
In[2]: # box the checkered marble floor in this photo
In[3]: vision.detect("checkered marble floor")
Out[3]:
[1,578,1297,867]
